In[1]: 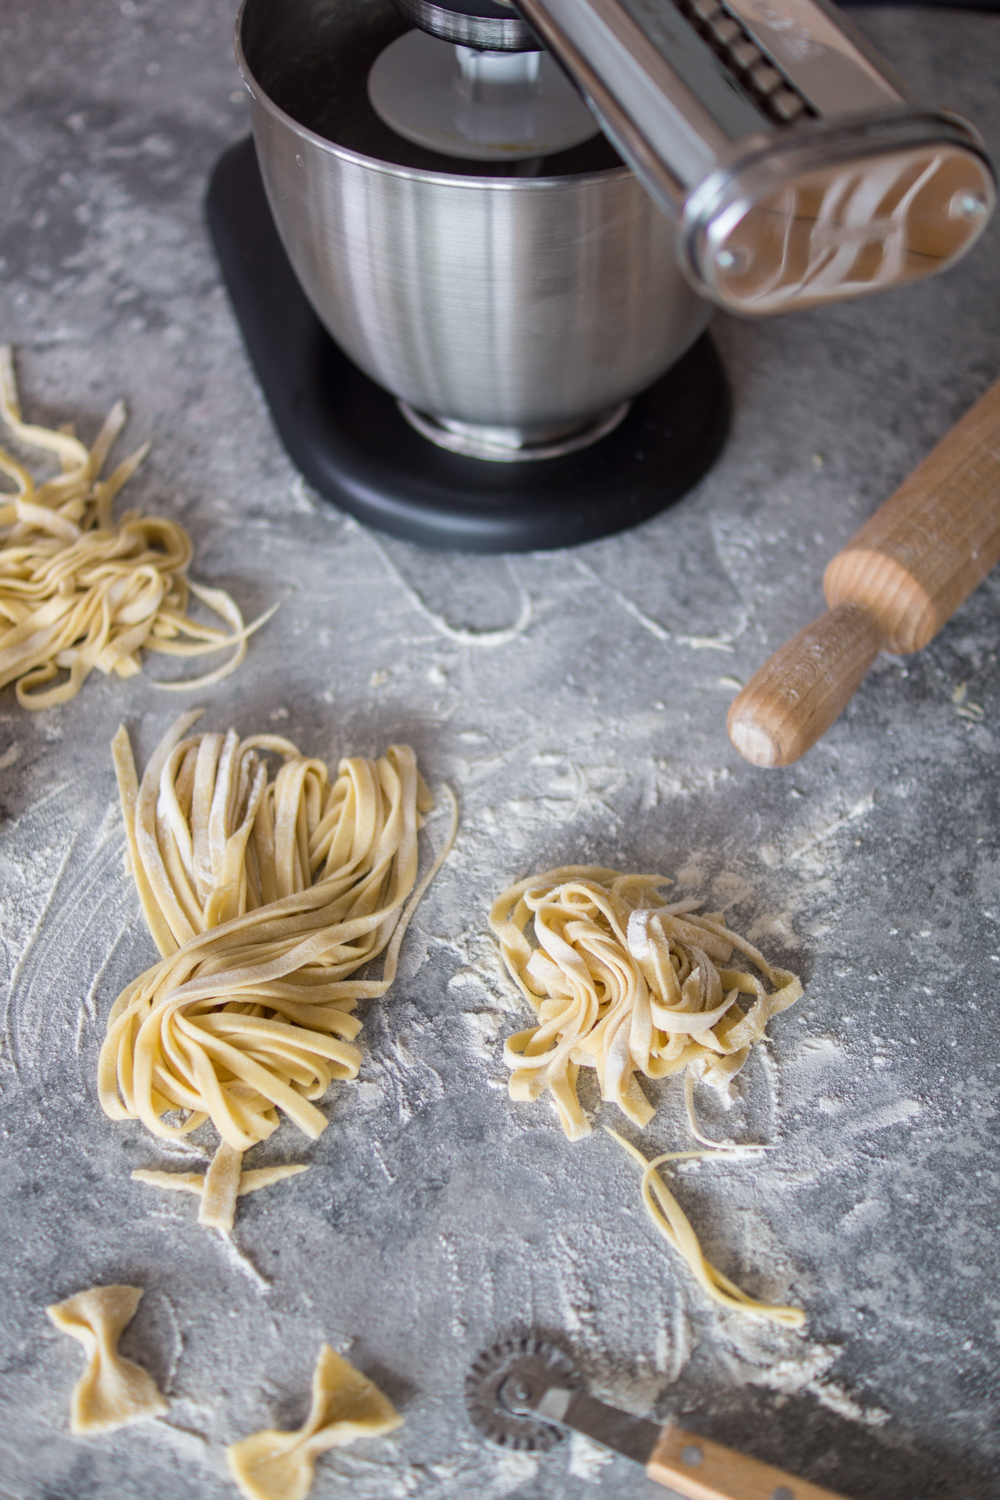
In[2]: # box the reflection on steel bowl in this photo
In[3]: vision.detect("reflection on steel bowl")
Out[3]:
[237,0,713,457]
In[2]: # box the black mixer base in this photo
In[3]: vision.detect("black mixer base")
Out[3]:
[205,136,730,554]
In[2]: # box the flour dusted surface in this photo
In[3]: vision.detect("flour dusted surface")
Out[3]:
[1,3,1000,1498]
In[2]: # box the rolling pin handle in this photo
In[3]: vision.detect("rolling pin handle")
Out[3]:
[727,374,1000,765]
[726,602,884,768]
[646,1422,853,1500]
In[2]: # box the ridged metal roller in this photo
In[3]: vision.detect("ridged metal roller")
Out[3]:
[466,1333,854,1498]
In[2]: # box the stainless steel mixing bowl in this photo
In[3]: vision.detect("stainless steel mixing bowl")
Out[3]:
[237,0,712,458]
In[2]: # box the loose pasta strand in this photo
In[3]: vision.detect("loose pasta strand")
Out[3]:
[606,1128,806,1329]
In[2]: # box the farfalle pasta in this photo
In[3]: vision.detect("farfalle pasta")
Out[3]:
[227,1344,402,1500]
[46,1285,168,1434]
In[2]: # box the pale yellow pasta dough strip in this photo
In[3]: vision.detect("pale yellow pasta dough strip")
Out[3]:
[45,1285,169,1434]
[606,1129,806,1329]
[198,1139,245,1230]
[112,714,203,959]
[132,1163,308,1197]
[226,1344,403,1500]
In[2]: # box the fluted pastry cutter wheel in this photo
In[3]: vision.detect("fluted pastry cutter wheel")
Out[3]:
[465,1335,852,1500]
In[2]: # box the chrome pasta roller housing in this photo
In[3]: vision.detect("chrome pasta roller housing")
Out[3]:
[514,0,996,314]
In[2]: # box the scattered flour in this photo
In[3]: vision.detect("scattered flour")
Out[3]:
[489,1450,539,1494]
[460,1010,503,1063]
[568,1432,614,1482]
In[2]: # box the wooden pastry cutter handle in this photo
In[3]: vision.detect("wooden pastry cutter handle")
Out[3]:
[647,1423,850,1500]
[728,374,1000,766]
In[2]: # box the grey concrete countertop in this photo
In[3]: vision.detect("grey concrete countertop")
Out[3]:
[1,3,999,1499]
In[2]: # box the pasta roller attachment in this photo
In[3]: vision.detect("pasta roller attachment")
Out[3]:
[506,0,996,313]
[466,1334,853,1499]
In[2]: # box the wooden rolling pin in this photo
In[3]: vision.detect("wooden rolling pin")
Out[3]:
[728,375,1000,767]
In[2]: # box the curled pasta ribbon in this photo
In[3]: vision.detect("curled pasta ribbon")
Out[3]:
[606,1129,806,1329]
[45,1285,169,1434]
[99,713,458,1154]
[490,867,802,1140]
[0,346,272,708]
[226,1344,403,1500]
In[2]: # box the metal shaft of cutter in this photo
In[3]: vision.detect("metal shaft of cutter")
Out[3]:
[534,1385,663,1465]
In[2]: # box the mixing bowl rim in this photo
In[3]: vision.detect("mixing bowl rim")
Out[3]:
[235,0,636,192]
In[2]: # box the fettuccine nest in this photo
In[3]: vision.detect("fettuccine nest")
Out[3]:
[100,713,458,1155]
[0,347,270,708]
[491,867,802,1140]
